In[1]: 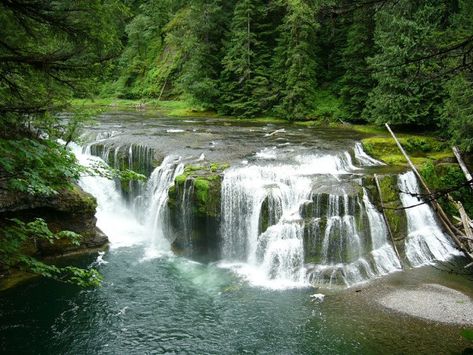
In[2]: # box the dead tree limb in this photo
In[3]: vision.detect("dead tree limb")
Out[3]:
[453,146,473,192]
[374,174,402,262]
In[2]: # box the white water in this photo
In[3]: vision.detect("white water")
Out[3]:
[305,189,401,287]
[220,151,400,289]
[70,143,182,258]
[142,156,184,259]
[354,142,385,166]
[72,137,462,289]
[399,171,460,266]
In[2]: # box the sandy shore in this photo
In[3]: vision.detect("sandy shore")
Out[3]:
[378,283,473,325]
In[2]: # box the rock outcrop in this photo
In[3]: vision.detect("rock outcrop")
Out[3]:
[0,184,108,258]
[167,162,229,260]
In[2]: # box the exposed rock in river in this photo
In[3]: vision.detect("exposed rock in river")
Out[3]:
[168,162,229,260]
[0,184,108,258]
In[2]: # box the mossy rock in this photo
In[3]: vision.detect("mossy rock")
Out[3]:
[365,175,407,243]
[168,162,229,219]
[168,161,230,260]
[361,136,452,167]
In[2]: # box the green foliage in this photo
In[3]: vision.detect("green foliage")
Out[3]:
[102,0,472,134]
[219,0,275,117]
[420,161,473,218]
[86,160,146,183]
[441,75,473,152]
[462,329,473,342]
[0,219,102,287]
[364,1,446,126]
[339,8,375,122]
[0,0,126,121]
[172,1,231,109]
[272,0,319,121]
[310,90,346,122]
[0,138,82,196]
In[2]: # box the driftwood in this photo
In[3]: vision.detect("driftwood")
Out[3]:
[264,129,285,137]
[374,174,402,262]
[452,146,473,191]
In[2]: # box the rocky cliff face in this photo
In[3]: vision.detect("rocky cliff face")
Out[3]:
[0,184,108,258]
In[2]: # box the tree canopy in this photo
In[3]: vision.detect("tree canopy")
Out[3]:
[107,0,472,150]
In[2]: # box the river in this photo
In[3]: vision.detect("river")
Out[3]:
[1,111,472,354]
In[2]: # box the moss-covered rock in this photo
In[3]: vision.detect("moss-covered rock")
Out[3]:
[0,183,108,288]
[363,175,408,260]
[1,184,107,257]
[361,136,452,167]
[168,162,229,260]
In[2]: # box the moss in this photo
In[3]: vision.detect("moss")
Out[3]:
[361,136,453,168]
[168,162,230,219]
[377,175,407,242]
[175,174,188,186]
[194,178,210,205]
[210,162,230,172]
[420,161,473,219]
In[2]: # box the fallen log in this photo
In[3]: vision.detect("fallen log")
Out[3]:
[374,174,402,262]
[453,146,473,191]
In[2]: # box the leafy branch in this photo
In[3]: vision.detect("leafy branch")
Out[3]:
[0,218,102,287]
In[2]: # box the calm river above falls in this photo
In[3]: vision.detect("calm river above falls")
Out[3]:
[1,111,473,354]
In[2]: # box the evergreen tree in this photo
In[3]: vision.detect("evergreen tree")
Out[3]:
[219,0,273,117]
[338,7,375,122]
[364,0,448,126]
[174,0,232,109]
[272,0,319,120]
[114,0,180,98]
[0,0,125,126]
[439,0,473,152]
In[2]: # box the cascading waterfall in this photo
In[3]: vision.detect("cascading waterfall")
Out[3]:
[304,188,401,287]
[220,150,401,288]
[71,142,183,258]
[142,156,184,259]
[354,142,385,166]
[399,171,460,266]
[220,161,312,289]
[73,134,462,288]
[71,143,148,249]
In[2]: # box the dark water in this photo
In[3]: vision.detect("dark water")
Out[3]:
[1,247,472,354]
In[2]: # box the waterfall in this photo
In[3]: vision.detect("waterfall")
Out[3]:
[399,171,460,266]
[354,142,385,166]
[220,151,400,288]
[220,159,313,289]
[70,142,182,258]
[70,143,148,249]
[304,189,401,287]
[142,156,184,259]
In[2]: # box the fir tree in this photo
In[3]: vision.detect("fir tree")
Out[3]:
[338,7,375,122]
[219,0,273,117]
[272,0,319,121]
[364,0,448,126]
